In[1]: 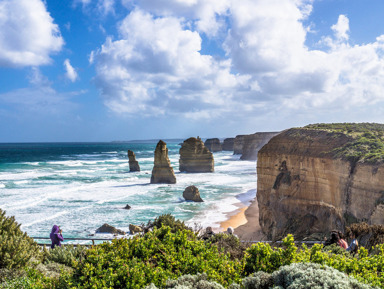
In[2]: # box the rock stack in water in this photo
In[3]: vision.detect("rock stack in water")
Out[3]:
[179,137,214,172]
[204,138,222,152]
[150,140,176,184]
[128,150,140,172]
[183,185,203,202]
[222,138,235,151]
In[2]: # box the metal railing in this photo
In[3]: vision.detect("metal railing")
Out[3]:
[32,236,322,247]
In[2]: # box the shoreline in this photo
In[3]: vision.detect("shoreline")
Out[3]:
[219,196,266,241]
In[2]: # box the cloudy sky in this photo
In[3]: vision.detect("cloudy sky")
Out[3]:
[1,0,384,142]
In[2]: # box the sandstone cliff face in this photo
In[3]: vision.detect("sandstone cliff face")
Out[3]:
[233,135,245,155]
[204,138,222,152]
[179,137,214,173]
[128,150,140,172]
[257,128,384,240]
[240,132,280,160]
[222,138,235,151]
[151,140,176,184]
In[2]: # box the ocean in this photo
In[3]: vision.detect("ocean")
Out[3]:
[0,141,257,243]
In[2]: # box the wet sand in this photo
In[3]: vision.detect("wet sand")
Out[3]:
[219,197,267,241]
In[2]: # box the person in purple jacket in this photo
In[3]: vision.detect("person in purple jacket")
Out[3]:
[50,225,64,249]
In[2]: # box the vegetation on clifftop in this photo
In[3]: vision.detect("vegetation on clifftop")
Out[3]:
[303,123,384,163]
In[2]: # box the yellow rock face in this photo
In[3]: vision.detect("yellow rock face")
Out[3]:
[257,129,384,240]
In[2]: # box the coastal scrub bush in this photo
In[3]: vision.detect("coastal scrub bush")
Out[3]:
[66,226,243,288]
[271,262,373,289]
[42,245,87,267]
[145,213,192,233]
[145,273,227,289]
[207,233,248,260]
[243,234,298,274]
[0,209,41,269]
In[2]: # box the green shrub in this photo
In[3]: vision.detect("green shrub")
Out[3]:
[42,245,87,267]
[240,271,273,289]
[271,262,373,289]
[145,213,193,233]
[145,273,226,289]
[0,209,41,269]
[243,234,298,274]
[0,267,57,289]
[66,226,243,288]
[206,233,248,260]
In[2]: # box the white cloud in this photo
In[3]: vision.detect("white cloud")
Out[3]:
[73,0,116,16]
[92,9,251,117]
[128,0,230,36]
[0,0,64,67]
[331,15,350,42]
[64,59,78,82]
[92,0,384,125]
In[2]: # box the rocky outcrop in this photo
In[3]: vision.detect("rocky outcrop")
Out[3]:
[240,132,280,160]
[257,124,384,241]
[123,204,131,210]
[151,140,176,184]
[129,224,143,234]
[222,138,235,151]
[204,138,222,152]
[179,137,214,173]
[183,185,203,202]
[96,223,125,235]
[233,135,245,155]
[128,150,140,172]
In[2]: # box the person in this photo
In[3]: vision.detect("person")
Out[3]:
[226,227,237,238]
[337,231,348,249]
[202,226,215,240]
[50,225,64,249]
[346,232,359,254]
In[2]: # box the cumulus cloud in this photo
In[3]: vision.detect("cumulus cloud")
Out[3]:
[332,15,350,42]
[64,59,78,82]
[73,0,116,16]
[0,0,64,67]
[127,0,230,36]
[91,0,384,124]
[92,9,251,117]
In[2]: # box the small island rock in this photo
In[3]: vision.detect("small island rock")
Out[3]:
[96,223,125,235]
[183,185,204,202]
[129,224,143,234]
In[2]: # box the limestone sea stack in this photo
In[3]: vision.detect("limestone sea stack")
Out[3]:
[233,135,245,155]
[257,123,384,241]
[179,137,214,173]
[183,185,204,202]
[240,132,280,160]
[204,138,222,152]
[222,138,235,151]
[150,140,176,184]
[96,223,125,235]
[128,150,140,172]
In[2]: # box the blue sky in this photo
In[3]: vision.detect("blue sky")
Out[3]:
[1,0,384,142]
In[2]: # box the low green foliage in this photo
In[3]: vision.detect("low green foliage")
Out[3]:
[145,213,193,233]
[0,209,41,269]
[65,226,243,288]
[145,273,227,289]
[206,233,248,260]
[303,123,384,163]
[42,245,87,267]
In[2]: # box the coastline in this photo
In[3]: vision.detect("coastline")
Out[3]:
[219,196,266,241]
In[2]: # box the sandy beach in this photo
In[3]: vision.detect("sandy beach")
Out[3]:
[219,197,266,241]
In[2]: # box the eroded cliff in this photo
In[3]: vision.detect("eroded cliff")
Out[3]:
[257,123,384,240]
[240,132,280,160]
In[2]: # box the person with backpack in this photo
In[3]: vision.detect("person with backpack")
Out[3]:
[346,232,359,254]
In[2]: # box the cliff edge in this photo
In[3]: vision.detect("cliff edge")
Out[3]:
[257,123,384,240]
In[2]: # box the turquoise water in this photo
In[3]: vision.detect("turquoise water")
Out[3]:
[0,141,257,242]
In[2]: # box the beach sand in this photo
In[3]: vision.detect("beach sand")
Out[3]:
[219,197,266,241]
